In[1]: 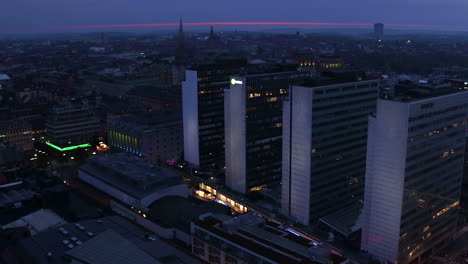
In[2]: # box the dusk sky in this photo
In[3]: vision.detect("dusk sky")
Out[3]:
[1,0,467,32]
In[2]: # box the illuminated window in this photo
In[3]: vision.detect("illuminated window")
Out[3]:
[433,201,459,219]
[267,97,278,102]
[249,184,266,192]
[248,93,261,98]
[441,149,455,158]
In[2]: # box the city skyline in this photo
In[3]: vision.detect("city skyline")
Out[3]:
[0,4,467,263]
[1,0,468,33]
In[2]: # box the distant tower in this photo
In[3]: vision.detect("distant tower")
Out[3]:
[175,19,186,65]
[208,25,220,48]
[374,23,384,39]
[210,25,214,39]
[100,32,109,42]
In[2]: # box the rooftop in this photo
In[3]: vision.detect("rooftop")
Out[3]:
[79,152,185,200]
[188,58,247,71]
[110,109,181,132]
[2,209,67,236]
[0,188,36,208]
[299,70,374,88]
[65,229,159,264]
[148,195,230,233]
[16,215,200,264]
[232,70,302,79]
[319,202,363,237]
[0,74,11,81]
[194,214,337,264]
[392,80,467,102]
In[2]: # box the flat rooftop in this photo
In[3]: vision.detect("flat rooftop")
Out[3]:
[0,188,36,207]
[194,214,337,264]
[65,229,158,264]
[79,152,185,200]
[319,202,363,237]
[110,110,181,132]
[148,195,230,233]
[299,71,377,89]
[3,209,67,236]
[392,87,468,102]
[17,215,200,264]
[0,74,10,81]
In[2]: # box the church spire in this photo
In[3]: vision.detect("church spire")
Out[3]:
[179,18,184,35]
[175,18,186,65]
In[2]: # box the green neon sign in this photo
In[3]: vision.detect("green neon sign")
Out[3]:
[231,78,243,85]
[46,142,91,151]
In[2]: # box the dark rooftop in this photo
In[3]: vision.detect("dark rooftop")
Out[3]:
[148,195,230,233]
[194,214,334,264]
[79,152,185,200]
[14,215,200,264]
[116,109,181,127]
[300,70,373,88]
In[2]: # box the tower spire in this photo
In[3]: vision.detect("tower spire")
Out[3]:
[175,18,186,65]
[179,18,184,35]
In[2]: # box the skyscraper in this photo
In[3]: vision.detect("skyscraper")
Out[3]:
[361,90,468,263]
[281,73,379,224]
[183,59,247,170]
[374,23,384,38]
[224,71,310,193]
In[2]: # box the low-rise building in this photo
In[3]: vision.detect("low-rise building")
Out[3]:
[5,215,201,264]
[0,120,33,151]
[191,213,343,264]
[2,209,67,236]
[0,74,13,91]
[78,152,187,211]
[108,110,182,164]
[146,195,230,246]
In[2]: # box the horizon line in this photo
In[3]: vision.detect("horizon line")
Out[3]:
[0,21,434,34]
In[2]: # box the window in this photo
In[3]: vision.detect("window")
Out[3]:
[225,254,238,264]
[421,103,434,109]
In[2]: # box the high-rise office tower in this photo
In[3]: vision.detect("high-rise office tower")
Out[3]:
[281,73,379,224]
[361,91,468,263]
[374,23,384,38]
[464,132,468,185]
[225,71,310,193]
[183,60,247,170]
